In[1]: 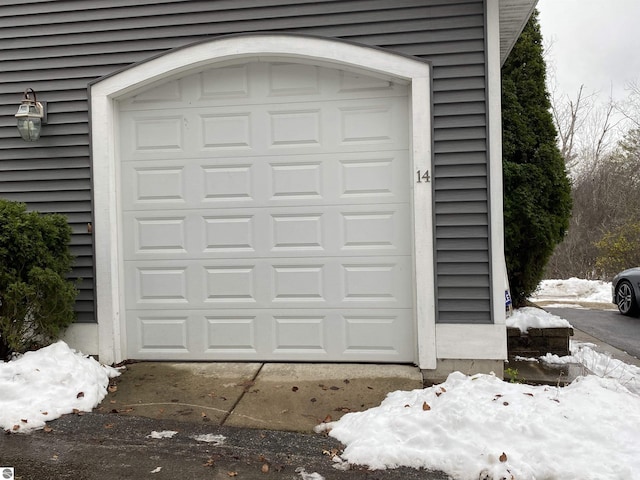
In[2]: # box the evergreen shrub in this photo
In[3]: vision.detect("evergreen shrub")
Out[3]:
[0,200,77,359]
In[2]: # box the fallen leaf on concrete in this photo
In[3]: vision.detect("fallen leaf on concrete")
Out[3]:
[228,471,238,477]
[330,386,339,391]
[204,458,215,467]
[104,423,114,429]
[310,397,317,403]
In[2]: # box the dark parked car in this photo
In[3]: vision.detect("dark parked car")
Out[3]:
[612,267,640,316]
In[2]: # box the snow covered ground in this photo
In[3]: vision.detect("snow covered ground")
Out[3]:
[530,277,614,307]
[0,341,120,433]
[1,278,639,480]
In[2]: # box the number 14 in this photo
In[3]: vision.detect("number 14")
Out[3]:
[416,169,430,183]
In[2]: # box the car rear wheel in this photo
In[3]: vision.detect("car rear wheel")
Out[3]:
[616,281,639,316]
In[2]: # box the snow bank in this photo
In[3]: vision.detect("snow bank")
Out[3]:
[0,341,120,433]
[506,306,572,333]
[319,371,640,480]
[531,278,612,303]
[543,341,640,395]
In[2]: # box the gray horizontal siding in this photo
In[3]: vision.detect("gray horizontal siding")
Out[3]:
[0,0,491,325]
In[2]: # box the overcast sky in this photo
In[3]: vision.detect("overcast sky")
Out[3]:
[537,0,640,103]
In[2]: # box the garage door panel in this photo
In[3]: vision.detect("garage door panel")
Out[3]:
[204,265,258,303]
[126,308,413,361]
[135,266,189,304]
[121,163,188,207]
[130,216,189,255]
[121,61,415,362]
[128,313,196,356]
[133,115,185,152]
[273,315,327,354]
[204,314,258,354]
[343,311,414,359]
[124,204,410,260]
[201,163,254,202]
[122,151,409,210]
[124,256,410,311]
[340,258,412,306]
[121,99,409,163]
[269,161,323,200]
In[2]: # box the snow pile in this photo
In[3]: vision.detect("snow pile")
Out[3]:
[0,341,120,433]
[506,306,572,333]
[543,341,640,395]
[317,371,640,480]
[531,278,612,303]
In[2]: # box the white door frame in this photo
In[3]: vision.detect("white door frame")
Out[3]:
[90,34,435,368]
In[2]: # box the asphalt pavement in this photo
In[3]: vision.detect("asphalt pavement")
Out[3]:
[0,412,449,480]
[547,306,640,360]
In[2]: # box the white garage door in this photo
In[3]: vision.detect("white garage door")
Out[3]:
[118,61,414,362]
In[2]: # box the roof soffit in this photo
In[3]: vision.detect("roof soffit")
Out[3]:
[499,0,538,64]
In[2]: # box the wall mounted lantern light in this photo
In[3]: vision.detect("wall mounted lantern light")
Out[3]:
[15,88,47,142]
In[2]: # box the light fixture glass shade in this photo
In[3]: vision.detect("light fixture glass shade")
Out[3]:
[16,114,42,142]
[15,89,45,142]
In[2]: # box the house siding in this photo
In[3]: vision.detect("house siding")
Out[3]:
[0,0,491,325]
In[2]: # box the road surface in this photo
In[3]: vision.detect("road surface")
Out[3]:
[547,307,640,359]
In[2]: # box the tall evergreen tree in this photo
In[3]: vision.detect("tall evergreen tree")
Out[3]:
[502,11,572,306]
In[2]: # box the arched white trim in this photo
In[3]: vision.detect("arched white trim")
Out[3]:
[90,34,435,368]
